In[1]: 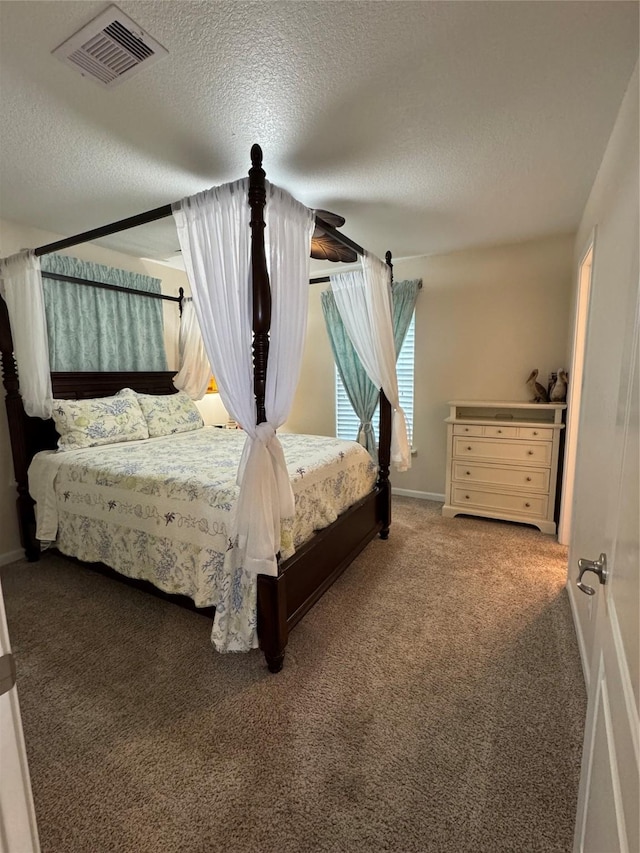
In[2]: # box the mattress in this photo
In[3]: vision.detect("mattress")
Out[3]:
[28,427,378,652]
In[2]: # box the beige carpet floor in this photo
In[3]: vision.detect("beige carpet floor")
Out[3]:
[2,498,586,853]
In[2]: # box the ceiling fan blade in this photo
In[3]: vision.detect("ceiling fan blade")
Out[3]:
[310,208,356,262]
[314,209,346,229]
[311,232,358,263]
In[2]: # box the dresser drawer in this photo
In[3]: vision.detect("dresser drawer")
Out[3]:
[452,486,548,518]
[453,437,552,466]
[452,461,550,492]
[518,426,553,441]
[483,425,518,438]
[453,424,484,436]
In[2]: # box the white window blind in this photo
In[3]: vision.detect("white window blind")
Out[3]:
[336,311,415,446]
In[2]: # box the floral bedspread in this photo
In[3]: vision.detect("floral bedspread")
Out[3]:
[28,428,378,652]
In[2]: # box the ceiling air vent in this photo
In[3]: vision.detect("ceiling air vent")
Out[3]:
[52,5,168,88]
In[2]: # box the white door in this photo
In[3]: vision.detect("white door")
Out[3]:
[0,577,40,853]
[570,246,639,849]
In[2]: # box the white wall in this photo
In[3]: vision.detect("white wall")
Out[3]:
[287,233,575,497]
[0,223,576,560]
[283,283,336,438]
[566,64,639,670]
[0,218,190,562]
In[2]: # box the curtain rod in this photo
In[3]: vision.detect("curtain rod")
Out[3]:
[41,271,184,309]
[38,255,398,295]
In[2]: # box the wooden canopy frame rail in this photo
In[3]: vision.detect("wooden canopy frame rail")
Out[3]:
[0,143,392,673]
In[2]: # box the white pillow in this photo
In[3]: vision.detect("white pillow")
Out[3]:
[133,390,204,438]
[52,388,149,451]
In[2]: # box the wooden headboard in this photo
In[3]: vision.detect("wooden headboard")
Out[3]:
[0,294,179,559]
[45,370,178,445]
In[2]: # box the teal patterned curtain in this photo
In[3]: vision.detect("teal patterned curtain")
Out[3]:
[40,254,168,371]
[322,289,379,456]
[392,279,421,354]
[321,278,421,457]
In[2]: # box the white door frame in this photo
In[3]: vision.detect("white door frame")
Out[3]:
[558,230,595,547]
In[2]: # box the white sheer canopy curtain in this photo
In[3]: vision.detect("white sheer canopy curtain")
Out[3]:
[331,253,411,471]
[0,251,53,418]
[173,178,314,577]
[172,297,211,400]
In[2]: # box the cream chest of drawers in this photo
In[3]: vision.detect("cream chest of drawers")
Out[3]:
[442,401,566,535]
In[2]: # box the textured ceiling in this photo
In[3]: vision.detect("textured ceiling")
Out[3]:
[0,1,638,263]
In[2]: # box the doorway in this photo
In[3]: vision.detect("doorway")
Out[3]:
[557,236,594,547]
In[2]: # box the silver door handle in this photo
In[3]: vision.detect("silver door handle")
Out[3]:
[577,553,608,596]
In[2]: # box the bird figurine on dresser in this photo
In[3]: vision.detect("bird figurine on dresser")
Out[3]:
[526,369,549,403]
[550,369,568,402]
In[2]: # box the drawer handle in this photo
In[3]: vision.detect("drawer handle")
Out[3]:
[527,450,534,455]
[465,495,470,500]
[467,446,472,451]
[466,471,471,476]
[533,431,538,436]
[497,429,502,434]
[525,502,531,508]
[526,476,532,482]
[464,427,469,432]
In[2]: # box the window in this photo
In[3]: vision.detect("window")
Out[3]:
[335,312,415,446]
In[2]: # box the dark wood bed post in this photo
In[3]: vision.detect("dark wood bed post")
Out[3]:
[376,251,394,540]
[0,297,40,560]
[248,144,289,674]
[248,143,270,426]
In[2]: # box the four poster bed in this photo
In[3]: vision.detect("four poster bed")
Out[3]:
[0,145,396,672]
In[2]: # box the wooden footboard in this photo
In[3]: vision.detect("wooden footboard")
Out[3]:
[257,485,389,672]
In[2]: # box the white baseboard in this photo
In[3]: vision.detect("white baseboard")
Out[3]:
[392,488,445,503]
[0,549,24,568]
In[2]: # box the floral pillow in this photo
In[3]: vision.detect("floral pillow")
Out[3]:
[52,388,149,451]
[133,390,204,437]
